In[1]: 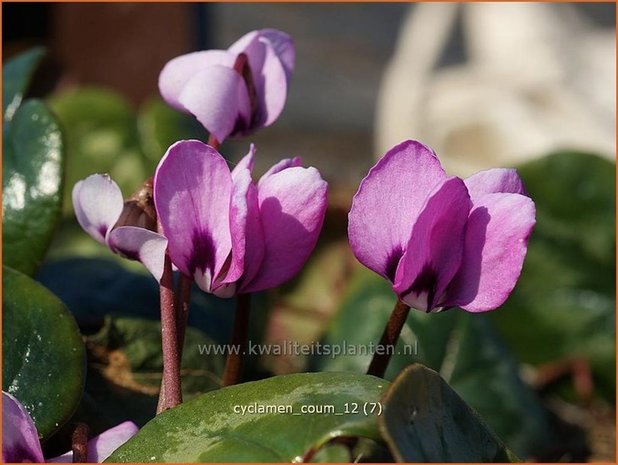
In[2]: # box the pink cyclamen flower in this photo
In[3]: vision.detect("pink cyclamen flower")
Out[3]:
[2,391,138,463]
[73,175,168,281]
[348,140,535,313]
[154,140,327,297]
[159,29,294,143]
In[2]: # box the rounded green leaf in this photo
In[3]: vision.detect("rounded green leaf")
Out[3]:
[3,47,45,121]
[107,372,388,462]
[3,99,64,275]
[2,266,85,440]
[380,364,516,462]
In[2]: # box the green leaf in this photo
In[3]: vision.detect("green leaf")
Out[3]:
[380,364,516,462]
[3,47,45,121]
[3,99,64,275]
[137,98,203,172]
[315,268,553,458]
[2,266,85,440]
[48,88,148,214]
[106,372,388,462]
[490,151,616,400]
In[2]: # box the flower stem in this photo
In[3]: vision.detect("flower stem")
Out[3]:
[71,422,89,463]
[221,293,252,386]
[207,134,220,150]
[366,299,411,378]
[175,273,193,354]
[157,252,182,413]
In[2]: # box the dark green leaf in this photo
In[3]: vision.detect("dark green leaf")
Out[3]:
[3,47,45,121]
[106,372,388,462]
[491,152,616,400]
[3,100,64,275]
[315,268,553,457]
[380,364,516,462]
[2,266,85,440]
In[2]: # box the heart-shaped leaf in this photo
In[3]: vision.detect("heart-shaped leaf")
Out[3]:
[106,372,388,462]
[3,47,45,121]
[314,268,553,458]
[3,99,64,275]
[2,266,85,440]
[380,364,516,462]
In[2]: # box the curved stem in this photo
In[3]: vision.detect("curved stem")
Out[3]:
[366,300,411,378]
[71,422,89,463]
[157,252,182,413]
[221,293,252,386]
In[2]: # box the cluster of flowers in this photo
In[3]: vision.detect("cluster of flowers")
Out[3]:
[72,28,535,312]
[4,28,535,463]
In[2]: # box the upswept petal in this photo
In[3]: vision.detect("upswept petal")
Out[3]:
[231,144,256,179]
[107,227,168,282]
[178,66,251,143]
[242,166,327,293]
[48,421,139,463]
[348,140,447,281]
[158,50,236,111]
[2,392,44,463]
[393,177,471,311]
[464,168,527,202]
[154,140,233,292]
[229,29,292,129]
[258,156,302,186]
[72,174,123,245]
[258,29,295,81]
[443,193,536,312]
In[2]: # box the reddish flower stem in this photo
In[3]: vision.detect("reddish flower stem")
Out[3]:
[71,422,89,463]
[207,134,220,150]
[156,252,182,413]
[175,273,193,355]
[221,293,252,386]
[366,299,411,378]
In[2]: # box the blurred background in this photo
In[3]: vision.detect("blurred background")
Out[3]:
[3,2,616,462]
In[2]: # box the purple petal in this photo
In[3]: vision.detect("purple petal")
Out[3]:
[2,392,44,463]
[158,50,236,111]
[178,66,251,142]
[443,193,536,312]
[464,168,527,202]
[48,421,138,463]
[229,29,292,129]
[154,140,233,293]
[107,227,168,282]
[348,140,447,281]
[258,156,302,187]
[241,166,327,293]
[73,174,123,245]
[393,178,471,311]
[231,144,256,179]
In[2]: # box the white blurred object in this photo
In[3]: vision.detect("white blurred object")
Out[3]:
[375,3,616,176]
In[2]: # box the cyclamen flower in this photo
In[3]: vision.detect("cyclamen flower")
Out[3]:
[159,29,294,143]
[73,175,168,281]
[348,140,535,313]
[2,391,137,463]
[154,140,327,297]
